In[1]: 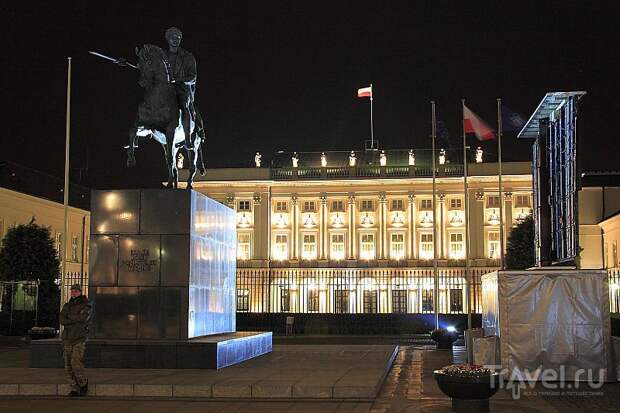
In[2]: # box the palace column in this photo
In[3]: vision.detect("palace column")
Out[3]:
[320,194,327,260]
[379,193,387,259]
[348,194,356,259]
[471,191,485,259]
[252,193,262,259]
[408,193,416,259]
[438,193,446,259]
[504,192,513,254]
[291,195,298,260]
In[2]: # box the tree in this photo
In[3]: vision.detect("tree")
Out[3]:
[0,219,61,327]
[505,215,535,270]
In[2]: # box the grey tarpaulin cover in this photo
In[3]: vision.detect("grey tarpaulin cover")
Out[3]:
[481,269,614,381]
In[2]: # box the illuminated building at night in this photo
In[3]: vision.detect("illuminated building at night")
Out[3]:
[188,149,533,317]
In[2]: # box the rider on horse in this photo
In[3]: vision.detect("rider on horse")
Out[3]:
[164,27,197,150]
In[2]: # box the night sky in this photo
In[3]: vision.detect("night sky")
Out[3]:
[3,2,619,188]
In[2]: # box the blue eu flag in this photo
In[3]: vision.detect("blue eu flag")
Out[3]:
[502,106,526,133]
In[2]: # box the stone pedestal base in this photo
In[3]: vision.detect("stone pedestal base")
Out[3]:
[30,331,272,369]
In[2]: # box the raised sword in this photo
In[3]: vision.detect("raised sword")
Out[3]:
[89,51,138,69]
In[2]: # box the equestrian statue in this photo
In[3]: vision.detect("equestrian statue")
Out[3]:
[90,26,206,189]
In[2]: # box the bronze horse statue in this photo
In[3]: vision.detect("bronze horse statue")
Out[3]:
[126,44,206,189]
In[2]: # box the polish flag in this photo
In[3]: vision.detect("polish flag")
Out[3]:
[463,105,495,140]
[357,86,372,98]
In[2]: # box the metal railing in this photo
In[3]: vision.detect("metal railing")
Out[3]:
[236,267,488,314]
[609,268,620,314]
[270,165,465,180]
[61,272,89,305]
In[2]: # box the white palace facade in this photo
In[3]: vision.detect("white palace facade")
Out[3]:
[188,149,534,317]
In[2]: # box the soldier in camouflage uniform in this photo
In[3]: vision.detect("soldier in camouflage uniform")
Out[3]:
[60,284,92,397]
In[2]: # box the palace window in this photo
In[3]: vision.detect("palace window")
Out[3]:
[334,290,349,313]
[274,234,288,260]
[420,233,434,260]
[450,198,462,209]
[449,233,464,259]
[420,199,433,210]
[308,288,319,312]
[515,194,530,208]
[330,234,345,260]
[392,289,407,313]
[237,289,249,312]
[363,290,378,313]
[280,288,290,312]
[302,234,317,260]
[391,199,404,211]
[360,234,375,260]
[486,195,500,209]
[71,235,79,262]
[450,288,463,312]
[55,233,63,260]
[488,231,500,259]
[237,233,251,260]
[422,289,434,312]
[303,201,316,212]
[331,200,344,212]
[390,233,405,260]
[238,200,251,211]
[275,201,288,212]
[360,200,374,211]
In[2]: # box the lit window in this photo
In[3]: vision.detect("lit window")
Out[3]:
[331,200,344,212]
[515,194,530,208]
[55,233,63,260]
[280,288,290,312]
[71,235,79,262]
[363,290,378,313]
[360,200,374,211]
[275,201,288,212]
[302,234,317,260]
[422,289,434,312]
[330,234,345,260]
[274,234,288,260]
[450,288,463,312]
[303,201,316,212]
[390,233,405,260]
[360,234,375,260]
[308,288,319,312]
[391,199,404,211]
[420,233,433,260]
[237,233,251,260]
[449,233,464,259]
[488,231,500,259]
[450,199,462,209]
[238,200,251,211]
[392,289,407,313]
[334,290,349,313]
[420,199,432,210]
[486,196,500,209]
[237,289,249,312]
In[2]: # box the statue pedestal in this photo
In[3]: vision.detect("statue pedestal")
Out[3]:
[31,189,271,369]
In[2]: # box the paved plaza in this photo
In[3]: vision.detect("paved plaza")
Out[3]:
[0,341,618,412]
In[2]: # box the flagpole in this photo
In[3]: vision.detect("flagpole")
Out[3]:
[61,57,72,307]
[431,100,439,330]
[497,98,505,270]
[370,83,374,149]
[462,99,471,330]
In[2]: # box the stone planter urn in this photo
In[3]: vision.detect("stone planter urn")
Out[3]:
[434,365,500,413]
[430,328,458,349]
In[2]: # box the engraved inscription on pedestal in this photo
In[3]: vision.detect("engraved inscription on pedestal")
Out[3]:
[118,236,161,286]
